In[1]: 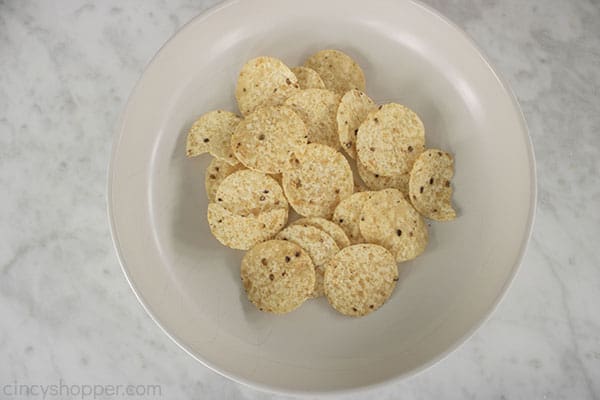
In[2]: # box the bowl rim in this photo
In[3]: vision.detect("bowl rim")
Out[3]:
[106,0,537,396]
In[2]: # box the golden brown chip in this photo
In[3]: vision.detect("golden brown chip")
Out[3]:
[359,189,428,262]
[332,191,375,244]
[207,204,287,250]
[304,49,366,95]
[205,158,246,202]
[231,105,308,174]
[186,110,241,165]
[282,143,353,218]
[284,89,341,149]
[324,244,398,317]
[276,224,339,297]
[215,170,287,216]
[235,56,300,115]
[356,103,425,177]
[241,240,315,313]
[337,89,377,159]
[291,66,325,89]
[409,149,456,221]
[292,217,350,249]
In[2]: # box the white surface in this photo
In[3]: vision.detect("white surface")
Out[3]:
[1,0,599,399]
[109,0,533,394]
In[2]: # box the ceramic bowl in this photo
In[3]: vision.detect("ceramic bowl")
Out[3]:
[108,0,536,395]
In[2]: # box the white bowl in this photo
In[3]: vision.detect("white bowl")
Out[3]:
[108,0,536,395]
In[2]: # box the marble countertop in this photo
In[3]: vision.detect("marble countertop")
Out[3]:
[1,0,599,398]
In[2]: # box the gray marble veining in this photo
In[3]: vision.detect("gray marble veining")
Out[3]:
[1,0,599,399]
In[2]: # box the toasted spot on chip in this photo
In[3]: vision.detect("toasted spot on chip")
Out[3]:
[186,110,241,164]
[235,56,300,115]
[241,240,315,313]
[359,189,428,262]
[282,143,353,218]
[409,149,456,221]
[357,158,409,194]
[337,89,377,159]
[207,204,287,250]
[332,191,375,244]
[304,49,366,95]
[324,244,398,316]
[291,66,325,89]
[231,105,308,174]
[353,183,369,193]
[276,224,339,297]
[215,169,287,216]
[293,217,350,249]
[269,173,283,185]
[284,89,341,149]
[356,103,425,177]
[205,158,246,201]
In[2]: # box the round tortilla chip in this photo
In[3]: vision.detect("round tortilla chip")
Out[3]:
[357,158,409,194]
[231,105,308,174]
[359,189,428,262]
[284,89,341,149]
[241,240,315,313]
[292,217,350,249]
[332,191,375,244]
[207,204,287,250]
[337,89,377,159]
[324,244,398,317]
[282,143,353,218]
[304,49,366,95]
[186,110,241,165]
[235,56,300,115]
[291,66,325,89]
[408,149,456,221]
[215,169,287,216]
[356,103,425,177]
[205,158,246,202]
[276,224,339,297]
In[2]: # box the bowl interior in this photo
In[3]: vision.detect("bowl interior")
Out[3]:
[109,0,534,394]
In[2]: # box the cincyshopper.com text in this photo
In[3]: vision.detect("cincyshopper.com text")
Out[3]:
[1,380,162,399]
